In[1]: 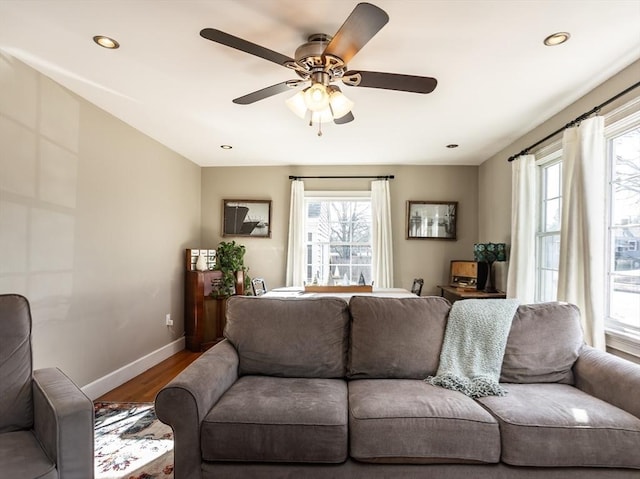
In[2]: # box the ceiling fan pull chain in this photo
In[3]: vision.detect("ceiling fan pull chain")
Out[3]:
[317,121,323,137]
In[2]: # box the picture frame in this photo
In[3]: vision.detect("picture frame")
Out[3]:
[223,200,272,238]
[406,201,457,240]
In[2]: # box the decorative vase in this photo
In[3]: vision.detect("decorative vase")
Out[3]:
[195,253,208,272]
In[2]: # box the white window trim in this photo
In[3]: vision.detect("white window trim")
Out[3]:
[606,330,640,359]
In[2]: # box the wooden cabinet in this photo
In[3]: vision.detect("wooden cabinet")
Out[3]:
[185,270,227,352]
[184,247,248,351]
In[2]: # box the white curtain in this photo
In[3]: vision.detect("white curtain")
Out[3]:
[557,116,606,350]
[506,154,537,303]
[285,180,305,286]
[371,180,394,288]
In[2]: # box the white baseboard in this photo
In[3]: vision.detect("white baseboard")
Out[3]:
[82,336,186,400]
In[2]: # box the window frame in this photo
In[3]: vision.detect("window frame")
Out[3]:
[303,190,372,286]
[535,148,562,303]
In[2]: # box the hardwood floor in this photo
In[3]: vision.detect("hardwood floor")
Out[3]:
[96,349,202,403]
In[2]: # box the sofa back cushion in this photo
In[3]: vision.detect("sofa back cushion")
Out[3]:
[0,294,34,433]
[225,296,350,378]
[500,302,584,384]
[348,296,451,379]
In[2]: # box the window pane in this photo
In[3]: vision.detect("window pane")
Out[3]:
[545,162,561,199]
[329,244,352,262]
[540,234,561,269]
[611,177,640,226]
[352,221,371,242]
[607,124,640,334]
[544,198,561,232]
[538,269,558,303]
[329,223,352,243]
[609,274,640,331]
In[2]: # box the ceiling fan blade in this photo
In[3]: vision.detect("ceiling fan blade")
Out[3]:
[334,111,354,125]
[200,28,294,66]
[323,3,389,64]
[342,71,438,94]
[233,80,304,105]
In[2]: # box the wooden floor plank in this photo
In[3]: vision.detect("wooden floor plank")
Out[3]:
[96,349,202,403]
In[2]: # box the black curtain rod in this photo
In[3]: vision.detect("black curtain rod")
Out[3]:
[507,80,640,162]
[289,175,394,180]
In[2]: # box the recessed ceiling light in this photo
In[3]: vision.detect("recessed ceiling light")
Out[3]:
[220,145,233,150]
[543,32,570,46]
[446,144,459,149]
[93,35,120,49]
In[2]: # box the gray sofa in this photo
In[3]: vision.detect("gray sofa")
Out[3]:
[156,296,640,479]
[0,294,95,479]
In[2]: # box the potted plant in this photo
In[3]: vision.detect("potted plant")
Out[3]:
[211,240,251,298]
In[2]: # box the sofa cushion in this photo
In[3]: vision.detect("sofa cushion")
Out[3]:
[348,296,450,379]
[225,296,350,378]
[201,376,348,463]
[478,383,640,469]
[0,294,33,433]
[349,379,500,464]
[0,430,57,479]
[500,302,583,384]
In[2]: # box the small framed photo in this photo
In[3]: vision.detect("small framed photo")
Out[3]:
[407,201,457,240]
[223,200,272,238]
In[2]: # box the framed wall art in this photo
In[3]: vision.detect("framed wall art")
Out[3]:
[406,201,457,240]
[223,200,272,238]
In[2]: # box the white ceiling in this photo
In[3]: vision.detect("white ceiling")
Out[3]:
[1,0,639,167]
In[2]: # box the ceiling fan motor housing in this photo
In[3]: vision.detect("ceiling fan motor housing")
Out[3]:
[293,34,346,81]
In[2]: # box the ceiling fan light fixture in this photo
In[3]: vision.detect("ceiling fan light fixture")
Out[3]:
[303,83,330,112]
[285,90,308,119]
[328,88,354,119]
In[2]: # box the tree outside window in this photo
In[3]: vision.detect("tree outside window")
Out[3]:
[305,198,371,285]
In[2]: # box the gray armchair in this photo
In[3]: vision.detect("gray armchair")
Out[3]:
[0,294,94,479]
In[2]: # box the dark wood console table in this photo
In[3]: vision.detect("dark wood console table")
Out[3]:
[185,269,226,352]
[437,285,506,303]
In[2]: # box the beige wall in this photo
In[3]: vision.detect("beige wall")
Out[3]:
[201,164,479,296]
[478,59,640,290]
[0,53,201,387]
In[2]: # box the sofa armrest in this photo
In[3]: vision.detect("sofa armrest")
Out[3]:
[32,367,95,479]
[155,339,239,479]
[574,345,640,418]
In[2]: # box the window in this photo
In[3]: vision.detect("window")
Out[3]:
[535,151,562,302]
[304,193,372,285]
[531,102,640,355]
[605,114,640,338]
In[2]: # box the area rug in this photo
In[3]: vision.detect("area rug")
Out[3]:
[94,402,174,479]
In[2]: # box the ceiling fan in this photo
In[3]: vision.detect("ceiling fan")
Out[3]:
[200,2,437,135]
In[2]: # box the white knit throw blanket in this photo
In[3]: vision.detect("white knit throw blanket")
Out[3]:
[426,298,520,398]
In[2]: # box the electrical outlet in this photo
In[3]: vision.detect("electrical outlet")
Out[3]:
[165,314,173,326]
